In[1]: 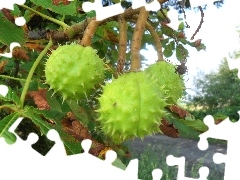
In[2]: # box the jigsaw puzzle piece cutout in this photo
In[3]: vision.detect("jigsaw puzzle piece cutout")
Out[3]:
[198,113,240,145]
[213,152,226,164]
[166,155,209,180]
[45,129,67,156]
[132,0,160,11]
[0,84,9,97]
[0,0,26,10]
[0,117,44,180]
[152,168,163,180]
[213,147,240,179]
[198,112,240,179]
[0,117,40,157]
[82,0,124,21]
[15,16,26,26]
[82,0,161,21]
[105,149,117,164]
[0,42,21,58]
[59,139,139,180]
[197,114,239,151]
[213,151,240,179]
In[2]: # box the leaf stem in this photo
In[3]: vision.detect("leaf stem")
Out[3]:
[19,4,69,30]
[20,39,53,108]
[0,105,18,112]
[0,75,26,82]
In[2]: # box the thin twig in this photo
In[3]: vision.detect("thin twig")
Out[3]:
[191,6,204,40]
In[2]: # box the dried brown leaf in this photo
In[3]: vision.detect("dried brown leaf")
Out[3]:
[160,118,179,138]
[168,104,190,118]
[0,60,8,73]
[28,89,50,110]
[12,47,30,60]
[61,112,106,157]
[52,0,70,5]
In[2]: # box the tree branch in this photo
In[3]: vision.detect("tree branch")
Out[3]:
[130,15,164,61]
[80,18,101,47]
[130,7,149,71]
[116,15,127,75]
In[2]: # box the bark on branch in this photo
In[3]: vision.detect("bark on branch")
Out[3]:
[130,7,149,71]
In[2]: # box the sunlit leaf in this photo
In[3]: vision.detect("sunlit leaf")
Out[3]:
[0,13,26,46]
[178,22,185,31]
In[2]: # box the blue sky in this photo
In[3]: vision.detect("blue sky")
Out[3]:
[141,0,240,95]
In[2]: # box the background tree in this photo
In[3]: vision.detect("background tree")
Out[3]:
[186,58,240,121]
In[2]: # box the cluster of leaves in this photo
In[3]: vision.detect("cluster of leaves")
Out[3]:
[0,0,211,164]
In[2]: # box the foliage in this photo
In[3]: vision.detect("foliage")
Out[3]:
[0,0,214,167]
[187,58,240,121]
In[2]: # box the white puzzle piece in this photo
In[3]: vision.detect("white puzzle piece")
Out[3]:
[198,113,240,179]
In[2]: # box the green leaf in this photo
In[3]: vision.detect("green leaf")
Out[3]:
[0,112,19,144]
[178,22,185,31]
[163,42,174,58]
[0,12,26,46]
[179,38,187,45]
[66,100,90,126]
[23,106,81,155]
[112,158,126,170]
[142,34,154,45]
[163,48,173,58]
[46,90,62,112]
[161,26,173,37]
[12,4,21,16]
[176,44,188,61]
[0,86,20,106]
[86,10,96,18]
[41,109,65,120]
[23,106,52,135]
[30,0,77,15]
[164,114,201,139]
[105,21,119,29]
[96,26,106,38]
[169,40,175,50]
[177,116,208,132]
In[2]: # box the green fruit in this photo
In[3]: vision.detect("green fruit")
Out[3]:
[45,44,104,100]
[97,72,167,144]
[145,61,185,104]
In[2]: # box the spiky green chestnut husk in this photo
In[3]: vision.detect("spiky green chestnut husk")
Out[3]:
[97,72,167,144]
[45,44,104,100]
[145,61,185,104]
